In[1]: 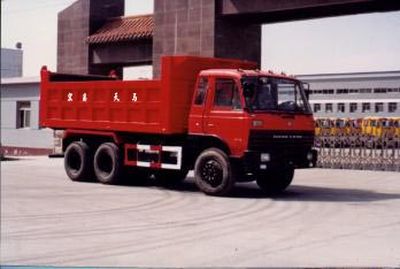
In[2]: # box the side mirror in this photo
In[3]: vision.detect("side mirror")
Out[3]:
[303,82,310,100]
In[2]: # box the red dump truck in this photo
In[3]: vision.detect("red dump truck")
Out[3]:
[40,56,317,196]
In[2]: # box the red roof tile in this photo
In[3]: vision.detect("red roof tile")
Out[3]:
[87,14,153,44]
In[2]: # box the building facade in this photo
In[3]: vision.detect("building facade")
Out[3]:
[1,48,23,78]
[57,0,400,78]
[0,77,54,155]
[298,71,400,118]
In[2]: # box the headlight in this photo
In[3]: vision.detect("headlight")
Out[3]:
[260,153,270,162]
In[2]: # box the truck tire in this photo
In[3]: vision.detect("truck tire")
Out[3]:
[64,141,93,181]
[256,166,294,194]
[155,169,189,186]
[94,142,122,184]
[194,148,235,196]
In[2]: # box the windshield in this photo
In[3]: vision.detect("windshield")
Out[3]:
[242,76,311,113]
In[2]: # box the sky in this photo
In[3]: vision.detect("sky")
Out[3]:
[262,10,400,75]
[1,0,400,77]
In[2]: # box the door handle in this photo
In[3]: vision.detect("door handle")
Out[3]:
[207,123,215,127]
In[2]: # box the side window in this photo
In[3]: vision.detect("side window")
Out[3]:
[194,77,208,105]
[214,78,241,109]
[16,101,31,129]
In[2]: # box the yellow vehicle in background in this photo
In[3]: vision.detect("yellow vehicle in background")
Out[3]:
[315,118,343,136]
[332,118,346,136]
[314,118,322,136]
[315,117,360,137]
[362,117,381,138]
[331,117,359,137]
[361,117,400,139]
[348,118,363,136]
[394,118,400,138]
[315,118,329,136]
[381,117,400,139]
[315,117,400,141]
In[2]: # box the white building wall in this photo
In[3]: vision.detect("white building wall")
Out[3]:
[1,101,17,129]
[298,71,400,118]
[1,80,53,149]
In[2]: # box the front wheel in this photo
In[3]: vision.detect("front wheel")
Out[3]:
[256,166,294,194]
[194,148,235,196]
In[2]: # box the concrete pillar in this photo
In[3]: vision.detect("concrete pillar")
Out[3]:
[214,18,261,65]
[152,0,261,78]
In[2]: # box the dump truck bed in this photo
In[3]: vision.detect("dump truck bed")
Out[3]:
[40,56,257,134]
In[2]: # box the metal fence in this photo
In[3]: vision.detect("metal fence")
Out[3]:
[314,135,400,172]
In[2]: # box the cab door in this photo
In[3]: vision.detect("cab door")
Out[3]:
[203,77,249,157]
[189,76,209,134]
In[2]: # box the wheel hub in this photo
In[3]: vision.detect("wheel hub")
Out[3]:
[201,160,223,187]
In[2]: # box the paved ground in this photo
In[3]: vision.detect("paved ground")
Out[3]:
[1,156,400,267]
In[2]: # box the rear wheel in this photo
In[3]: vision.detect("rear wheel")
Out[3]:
[194,148,235,196]
[94,142,122,184]
[256,166,294,194]
[64,141,93,181]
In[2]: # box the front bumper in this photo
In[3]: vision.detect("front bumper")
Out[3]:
[239,148,318,175]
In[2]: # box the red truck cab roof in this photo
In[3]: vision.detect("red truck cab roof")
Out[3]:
[199,69,298,81]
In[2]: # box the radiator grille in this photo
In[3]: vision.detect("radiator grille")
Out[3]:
[249,130,314,152]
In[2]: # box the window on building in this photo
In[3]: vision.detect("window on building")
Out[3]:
[214,78,241,109]
[349,89,359,94]
[388,102,397,113]
[325,103,333,113]
[362,103,370,113]
[375,102,384,113]
[360,88,372,94]
[337,103,345,113]
[350,103,357,113]
[337,89,349,94]
[194,77,208,105]
[313,103,321,113]
[17,101,31,128]
[374,88,387,93]
[322,89,334,94]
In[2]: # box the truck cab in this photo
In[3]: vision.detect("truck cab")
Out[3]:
[188,69,317,194]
